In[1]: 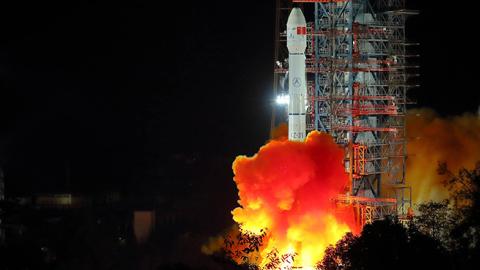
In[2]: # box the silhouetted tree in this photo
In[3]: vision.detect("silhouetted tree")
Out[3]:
[438,162,480,269]
[318,232,356,270]
[262,248,296,270]
[319,218,451,270]
[414,200,454,248]
[222,228,267,268]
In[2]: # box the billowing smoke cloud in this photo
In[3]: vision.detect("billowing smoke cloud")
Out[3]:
[406,108,480,204]
[230,131,356,268]
[203,109,480,267]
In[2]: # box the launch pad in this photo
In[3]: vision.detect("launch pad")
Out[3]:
[273,0,418,225]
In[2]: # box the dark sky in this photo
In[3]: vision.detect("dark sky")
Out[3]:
[0,1,478,194]
[407,1,479,115]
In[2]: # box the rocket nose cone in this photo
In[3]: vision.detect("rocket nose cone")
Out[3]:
[287,8,306,26]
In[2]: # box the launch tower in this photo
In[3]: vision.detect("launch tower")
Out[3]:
[273,0,418,225]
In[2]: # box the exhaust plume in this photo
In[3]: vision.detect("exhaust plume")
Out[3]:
[230,131,356,268]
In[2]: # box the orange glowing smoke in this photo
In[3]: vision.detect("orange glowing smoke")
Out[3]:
[231,131,355,268]
[270,123,288,140]
[406,108,480,204]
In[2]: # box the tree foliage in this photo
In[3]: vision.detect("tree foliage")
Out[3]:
[438,162,480,269]
[319,218,450,270]
[414,200,454,248]
[222,228,267,268]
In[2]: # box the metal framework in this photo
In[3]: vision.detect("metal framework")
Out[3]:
[273,0,418,224]
[335,195,397,225]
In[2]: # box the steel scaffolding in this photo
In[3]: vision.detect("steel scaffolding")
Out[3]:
[273,0,418,224]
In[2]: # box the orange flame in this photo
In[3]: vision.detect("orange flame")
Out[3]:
[231,131,355,268]
[406,108,480,204]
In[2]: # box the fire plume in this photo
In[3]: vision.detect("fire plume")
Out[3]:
[231,131,355,268]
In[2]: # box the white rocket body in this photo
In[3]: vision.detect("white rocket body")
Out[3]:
[287,8,307,141]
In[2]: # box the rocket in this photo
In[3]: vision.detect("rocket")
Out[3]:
[287,8,307,141]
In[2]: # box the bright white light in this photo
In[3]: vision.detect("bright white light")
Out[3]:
[276,94,290,105]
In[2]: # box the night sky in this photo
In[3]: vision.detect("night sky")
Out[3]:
[0,1,478,195]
